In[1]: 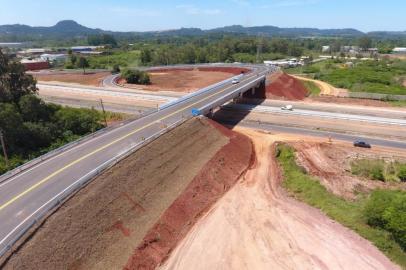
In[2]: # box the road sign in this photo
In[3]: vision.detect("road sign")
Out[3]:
[191,108,201,116]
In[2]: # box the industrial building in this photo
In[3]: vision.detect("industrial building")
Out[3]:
[393,47,406,54]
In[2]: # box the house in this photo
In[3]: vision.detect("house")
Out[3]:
[71,46,104,53]
[322,46,330,53]
[40,54,67,62]
[21,59,50,71]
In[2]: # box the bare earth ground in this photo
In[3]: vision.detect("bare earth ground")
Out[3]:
[159,129,400,270]
[118,70,234,92]
[124,120,253,269]
[1,118,246,270]
[292,142,406,199]
[265,72,308,100]
[33,72,111,86]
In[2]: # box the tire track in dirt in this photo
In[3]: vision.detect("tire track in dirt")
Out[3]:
[159,128,399,270]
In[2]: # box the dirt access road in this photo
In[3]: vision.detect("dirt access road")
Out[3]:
[291,74,349,97]
[160,129,399,270]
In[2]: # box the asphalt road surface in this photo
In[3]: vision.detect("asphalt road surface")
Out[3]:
[234,121,406,149]
[0,67,268,255]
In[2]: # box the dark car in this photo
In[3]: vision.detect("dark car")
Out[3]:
[353,141,371,148]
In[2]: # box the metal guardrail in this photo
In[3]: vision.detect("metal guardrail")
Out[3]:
[348,92,406,101]
[159,74,244,110]
[0,64,270,259]
[0,116,187,258]
[0,107,156,185]
[199,75,267,115]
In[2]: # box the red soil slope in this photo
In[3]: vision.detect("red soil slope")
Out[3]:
[124,120,254,270]
[266,72,308,100]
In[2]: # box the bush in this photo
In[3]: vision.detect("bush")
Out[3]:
[112,64,120,74]
[121,69,151,85]
[364,190,406,251]
[351,159,385,181]
[398,165,406,182]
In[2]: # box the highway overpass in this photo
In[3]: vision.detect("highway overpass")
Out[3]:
[0,65,270,257]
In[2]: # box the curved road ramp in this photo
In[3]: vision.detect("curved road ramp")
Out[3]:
[0,118,253,269]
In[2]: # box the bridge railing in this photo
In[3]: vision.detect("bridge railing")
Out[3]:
[0,116,187,259]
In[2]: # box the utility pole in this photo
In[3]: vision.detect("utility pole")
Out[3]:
[100,99,108,127]
[256,35,263,64]
[0,130,9,167]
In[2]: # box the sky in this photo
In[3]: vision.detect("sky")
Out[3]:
[0,0,405,32]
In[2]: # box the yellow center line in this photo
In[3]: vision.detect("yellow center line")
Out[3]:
[0,74,260,212]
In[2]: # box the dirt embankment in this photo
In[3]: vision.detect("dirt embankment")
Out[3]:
[159,129,399,270]
[119,67,249,92]
[2,118,252,270]
[292,142,406,199]
[265,72,309,100]
[33,72,111,86]
[124,120,253,269]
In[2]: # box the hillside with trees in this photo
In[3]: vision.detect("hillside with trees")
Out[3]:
[0,49,105,174]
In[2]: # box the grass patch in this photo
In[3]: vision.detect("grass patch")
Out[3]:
[302,80,321,96]
[316,59,406,95]
[389,100,406,107]
[87,50,141,69]
[276,144,406,267]
[351,159,406,182]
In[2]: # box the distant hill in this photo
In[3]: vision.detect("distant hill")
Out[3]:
[207,25,363,37]
[0,20,404,41]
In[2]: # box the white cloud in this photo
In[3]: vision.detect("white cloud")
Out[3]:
[176,4,222,15]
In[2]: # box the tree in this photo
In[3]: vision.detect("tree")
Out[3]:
[77,57,89,74]
[358,36,373,51]
[112,64,120,74]
[121,69,150,85]
[0,49,37,104]
[140,48,152,65]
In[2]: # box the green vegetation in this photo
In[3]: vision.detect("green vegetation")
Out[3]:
[276,144,406,267]
[290,59,406,95]
[87,50,141,69]
[302,80,321,96]
[389,100,406,107]
[0,49,109,175]
[121,69,150,85]
[87,34,117,47]
[351,159,406,182]
[77,56,89,74]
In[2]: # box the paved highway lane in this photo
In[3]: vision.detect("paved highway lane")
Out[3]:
[0,67,269,254]
[224,104,406,126]
[235,121,406,149]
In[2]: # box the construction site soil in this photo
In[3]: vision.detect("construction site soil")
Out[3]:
[2,118,253,270]
[159,129,399,270]
[33,72,111,86]
[118,67,249,92]
[265,72,309,100]
[292,142,406,199]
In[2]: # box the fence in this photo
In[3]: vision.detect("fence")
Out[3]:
[348,92,406,101]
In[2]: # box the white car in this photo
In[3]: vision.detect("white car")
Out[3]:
[281,105,293,111]
[231,78,240,84]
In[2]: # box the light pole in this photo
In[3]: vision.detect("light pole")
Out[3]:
[0,130,9,167]
[100,99,108,127]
